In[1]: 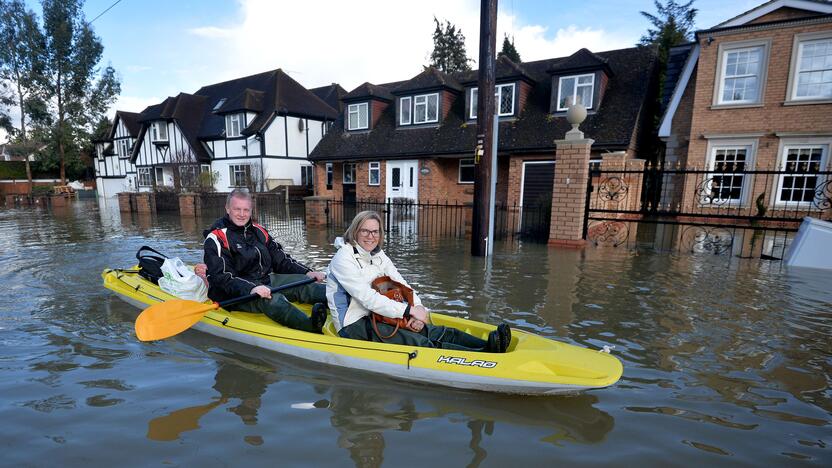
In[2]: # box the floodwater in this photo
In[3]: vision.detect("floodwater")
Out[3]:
[0,199,830,466]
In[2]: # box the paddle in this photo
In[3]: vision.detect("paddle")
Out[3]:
[135,277,316,342]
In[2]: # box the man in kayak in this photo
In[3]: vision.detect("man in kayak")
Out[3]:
[327,210,511,352]
[203,188,328,333]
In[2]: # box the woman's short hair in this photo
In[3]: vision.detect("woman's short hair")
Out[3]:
[226,188,252,208]
[344,210,384,249]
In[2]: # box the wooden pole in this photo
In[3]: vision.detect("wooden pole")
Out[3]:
[472,0,498,257]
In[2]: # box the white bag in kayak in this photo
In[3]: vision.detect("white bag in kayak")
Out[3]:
[158,258,208,302]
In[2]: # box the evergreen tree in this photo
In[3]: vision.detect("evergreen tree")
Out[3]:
[0,0,46,140]
[639,0,697,66]
[429,17,471,74]
[498,35,521,63]
[38,0,120,183]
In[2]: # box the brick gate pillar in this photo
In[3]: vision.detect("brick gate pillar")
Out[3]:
[135,192,156,214]
[549,128,593,247]
[304,195,332,227]
[117,192,132,212]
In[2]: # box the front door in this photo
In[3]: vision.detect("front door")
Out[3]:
[386,160,418,201]
[519,161,555,240]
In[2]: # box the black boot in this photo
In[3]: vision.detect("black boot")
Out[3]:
[311,303,328,333]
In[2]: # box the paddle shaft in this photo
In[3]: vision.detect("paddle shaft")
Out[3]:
[217,276,316,310]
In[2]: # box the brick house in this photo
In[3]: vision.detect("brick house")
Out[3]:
[309,46,659,211]
[659,0,832,215]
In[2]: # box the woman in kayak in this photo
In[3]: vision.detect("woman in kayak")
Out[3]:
[327,210,511,353]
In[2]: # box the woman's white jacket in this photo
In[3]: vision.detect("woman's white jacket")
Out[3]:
[326,238,422,330]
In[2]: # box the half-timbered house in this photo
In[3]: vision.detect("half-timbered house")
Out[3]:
[93,111,141,197]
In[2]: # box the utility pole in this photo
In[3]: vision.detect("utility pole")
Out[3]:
[471,0,498,257]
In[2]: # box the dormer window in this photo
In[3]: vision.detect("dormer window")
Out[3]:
[469,83,516,119]
[347,103,368,130]
[213,98,227,111]
[399,97,412,125]
[151,121,168,141]
[413,93,439,124]
[225,113,242,137]
[557,74,594,111]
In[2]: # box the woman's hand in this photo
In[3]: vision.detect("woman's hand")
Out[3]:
[409,305,429,323]
[407,318,425,332]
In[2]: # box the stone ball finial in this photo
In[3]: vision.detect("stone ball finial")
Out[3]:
[566,102,587,130]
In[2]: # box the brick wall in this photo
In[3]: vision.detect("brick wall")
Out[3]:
[354,160,386,201]
[441,91,459,120]
[370,100,389,129]
[748,7,818,25]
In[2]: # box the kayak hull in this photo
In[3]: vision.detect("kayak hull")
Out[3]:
[103,268,623,395]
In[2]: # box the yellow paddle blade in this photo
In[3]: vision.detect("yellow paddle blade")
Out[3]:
[135,300,219,342]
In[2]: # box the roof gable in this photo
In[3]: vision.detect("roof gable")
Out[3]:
[310,83,347,112]
[458,55,536,85]
[716,0,832,27]
[217,88,265,114]
[547,48,612,76]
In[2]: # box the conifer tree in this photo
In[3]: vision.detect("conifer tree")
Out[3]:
[429,17,472,73]
[498,35,521,63]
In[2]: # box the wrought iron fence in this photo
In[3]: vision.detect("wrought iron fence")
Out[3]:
[326,198,551,242]
[585,164,832,259]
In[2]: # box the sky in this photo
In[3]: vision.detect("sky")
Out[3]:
[3,0,767,143]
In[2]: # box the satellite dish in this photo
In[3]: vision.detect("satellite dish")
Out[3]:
[298,119,305,131]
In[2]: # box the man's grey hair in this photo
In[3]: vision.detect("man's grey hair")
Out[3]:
[225,188,252,208]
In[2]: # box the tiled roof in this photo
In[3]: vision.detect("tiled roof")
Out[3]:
[132,68,339,163]
[310,83,348,113]
[661,43,694,114]
[106,111,141,140]
[343,82,395,102]
[392,67,464,94]
[458,55,536,84]
[310,46,657,162]
[547,48,611,75]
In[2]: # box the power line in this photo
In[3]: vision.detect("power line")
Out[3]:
[90,0,124,24]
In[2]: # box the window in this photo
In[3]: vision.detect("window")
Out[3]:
[368,162,380,186]
[301,166,313,187]
[225,114,242,138]
[118,139,130,158]
[343,163,356,184]
[213,98,227,111]
[347,103,368,130]
[414,93,439,124]
[138,167,153,186]
[469,83,516,119]
[179,165,200,188]
[775,144,829,206]
[400,97,411,125]
[151,121,168,142]
[229,164,251,187]
[325,163,333,189]
[154,167,165,186]
[716,44,766,105]
[458,158,475,184]
[791,37,832,101]
[557,74,594,111]
[703,143,754,205]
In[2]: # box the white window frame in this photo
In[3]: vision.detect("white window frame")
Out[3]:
[400,97,411,125]
[154,167,165,186]
[458,158,475,184]
[347,103,368,130]
[787,32,832,102]
[368,161,380,186]
[138,167,153,186]
[469,83,516,119]
[702,138,758,206]
[151,121,168,142]
[714,40,770,106]
[343,163,356,184]
[301,165,314,188]
[557,73,595,111]
[229,164,251,187]
[325,162,333,189]
[772,137,831,208]
[118,139,130,158]
[225,114,242,138]
[413,93,439,124]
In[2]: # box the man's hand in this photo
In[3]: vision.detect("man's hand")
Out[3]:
[306,271,326,283]
[251,285,272,299]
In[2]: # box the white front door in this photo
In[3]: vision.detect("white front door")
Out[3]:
[386,160,419,201]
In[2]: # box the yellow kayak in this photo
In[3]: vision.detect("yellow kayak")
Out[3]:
[103,268,622,395]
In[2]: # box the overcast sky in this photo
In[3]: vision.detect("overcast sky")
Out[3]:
[2,0,765,143]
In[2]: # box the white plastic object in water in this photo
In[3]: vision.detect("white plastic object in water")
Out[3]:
[784,217,832,270]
